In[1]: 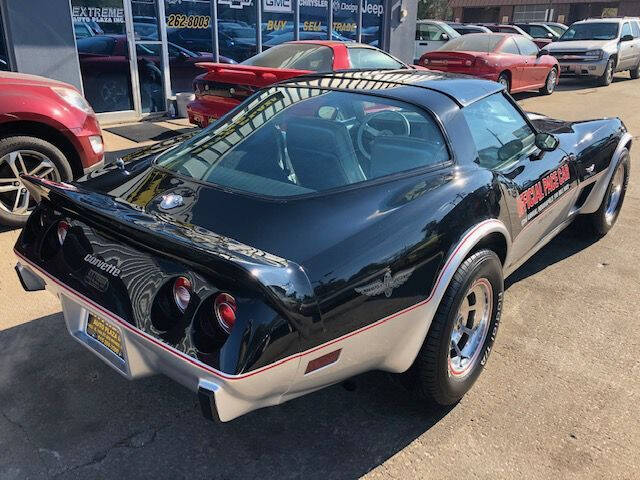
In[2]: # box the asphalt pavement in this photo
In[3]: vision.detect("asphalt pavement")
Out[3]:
[0,75,639,480]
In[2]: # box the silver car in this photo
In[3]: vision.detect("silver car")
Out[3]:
[414,20,460,63]
[542,17,640,86]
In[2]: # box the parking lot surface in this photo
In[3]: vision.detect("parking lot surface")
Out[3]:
[1,75,639,479]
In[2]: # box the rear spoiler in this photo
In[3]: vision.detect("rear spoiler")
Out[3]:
[19,174,322,336]
[195,62,311,87]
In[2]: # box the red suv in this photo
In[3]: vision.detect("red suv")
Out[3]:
[0,72,104,226]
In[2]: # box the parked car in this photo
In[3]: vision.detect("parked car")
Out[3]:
[420,33,559,95]
[263,30,353,48]
[14,69,631,422]
[449,23,492,35]
[187,41,420,128]
[167,27,256,62]
[482,24,552,49]
[76,35,233,112]
[415,20,460,62]
[514,22,561,41]
[541,18,640,86]
[0,72,103,226]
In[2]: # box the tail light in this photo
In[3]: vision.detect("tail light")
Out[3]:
[214,293,237,333]
[57,221,70,245]
[173,277,192,313]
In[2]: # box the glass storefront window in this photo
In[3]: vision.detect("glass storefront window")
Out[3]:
[217,0,257,62]
[72,0,135,113]
[262,1,294,48]
[0,7,9,71]
[362,0,384,47]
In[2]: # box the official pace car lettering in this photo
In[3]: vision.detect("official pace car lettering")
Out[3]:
[516,163,572,225]
[83,254,121,277]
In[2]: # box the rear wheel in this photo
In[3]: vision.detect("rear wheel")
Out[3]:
[597,58,615,86]
[630,60,640,79]
[402,249,503,405]
[497,72,510,93]
[0,136,72,227]
[581,148,630,236]
[539,68,558,95]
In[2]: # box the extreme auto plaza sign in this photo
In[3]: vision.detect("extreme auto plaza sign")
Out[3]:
[72,6,124,24]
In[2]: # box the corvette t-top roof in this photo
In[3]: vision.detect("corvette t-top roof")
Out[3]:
[279,69,504,107]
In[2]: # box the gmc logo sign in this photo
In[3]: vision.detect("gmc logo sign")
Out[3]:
[264,0,292,13]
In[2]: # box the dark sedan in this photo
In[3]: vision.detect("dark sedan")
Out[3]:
[14,70,631,422]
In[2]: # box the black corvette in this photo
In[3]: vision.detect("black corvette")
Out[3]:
[14,70,631,422]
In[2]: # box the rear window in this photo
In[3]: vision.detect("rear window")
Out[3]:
[441,34,503,52]
[242,44,333,71]
[155,87,450,197]
[77,36,115,55]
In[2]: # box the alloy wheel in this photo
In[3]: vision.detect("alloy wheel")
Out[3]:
[0,150,60,216]
[449,278,493,378]
[605,163,625,224]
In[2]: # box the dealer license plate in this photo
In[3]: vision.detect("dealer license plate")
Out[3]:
[86,314,124,359]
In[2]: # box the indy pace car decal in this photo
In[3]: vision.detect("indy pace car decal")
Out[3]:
[517,163,572,226]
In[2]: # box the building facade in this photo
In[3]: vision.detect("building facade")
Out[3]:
[449,0,640,26]
[0,0,416,123]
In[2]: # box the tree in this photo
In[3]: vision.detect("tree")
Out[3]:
[418,0,452,20]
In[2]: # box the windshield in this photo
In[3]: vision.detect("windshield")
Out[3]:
[559,22,619,41]
[242,44,333,71]
[440,34,503,52]
[155,87,449,197]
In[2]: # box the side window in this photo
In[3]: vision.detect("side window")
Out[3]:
[416,24,446,41]
[517,25,531,34]
[631,21,640,38]
[462,93,536,169]
[514,36,539,56]
[622,22,632,38]
[530,25,549,37]
[348,48,405,70]
[500,38,520,55]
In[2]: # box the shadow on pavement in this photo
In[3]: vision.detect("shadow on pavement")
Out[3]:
[0,313,453,479]
[512,75,631,101]
[505,224,598,289]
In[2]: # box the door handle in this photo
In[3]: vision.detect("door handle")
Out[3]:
[419,42,429,46]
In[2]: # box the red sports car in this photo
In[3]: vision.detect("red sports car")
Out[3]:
[419,33,559,95]
[187,41,421,128]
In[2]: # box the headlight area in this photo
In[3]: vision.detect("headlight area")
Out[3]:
[51,86,95,114]
[585,50,604,60]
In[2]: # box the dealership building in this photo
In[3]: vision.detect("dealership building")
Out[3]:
[0,0,416,123]
[449,0,640,25]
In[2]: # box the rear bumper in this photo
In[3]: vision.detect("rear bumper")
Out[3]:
[186,97,241,128]
[14,257,299,422]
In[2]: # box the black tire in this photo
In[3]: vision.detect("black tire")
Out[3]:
[497,72,511,93]
[597,58,615,86]
[402,249,504,405]
[581,148,630,237]
[539,68,558,95]
[631,61,640,79]
[0,136,73,227]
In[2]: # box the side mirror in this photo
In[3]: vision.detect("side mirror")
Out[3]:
[535,132,559,152]
[537,49,545,57]
[621,34,634,42]
[441,33,449,41]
